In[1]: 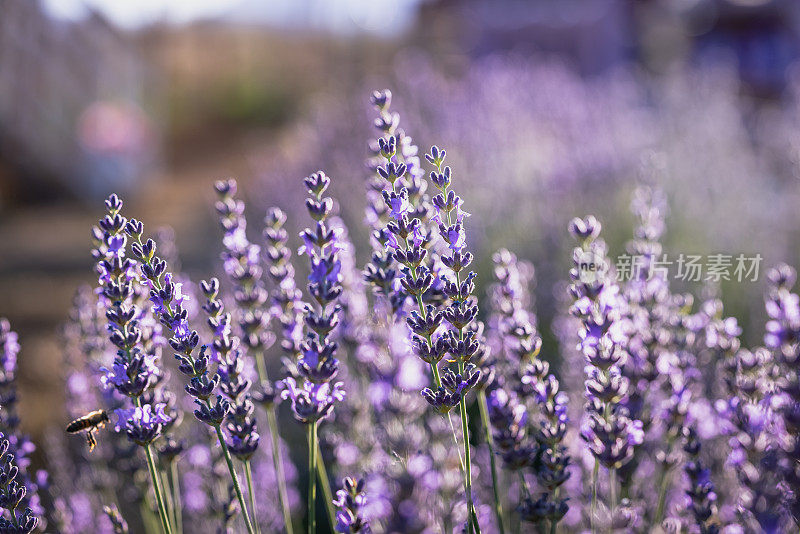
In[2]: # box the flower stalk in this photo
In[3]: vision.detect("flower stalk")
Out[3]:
[478,390,505,534]
[307,422,318,534]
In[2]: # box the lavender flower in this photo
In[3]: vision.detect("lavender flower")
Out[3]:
[0,321,43,521]
[214,178,273,388]
[485,249,571,528]
[281,378,345,424]
[139,267,257,533]
[263,207,303,357]
[279,171,346,423]
[422,144,485,531]
[0,320,18,390]
[95,198,164,407]
[29,74,800,534]
[569,216,641,530]
[486,249,539,380]
[333,477,371,533]
[215,184,296,533]
[0,434,38,533]
[114,403,171,446]
[198,278,260,459]
[764,264,800,525]
[367,90,484,531]
[364,89,432,317]
[102,504,129,534]
[218,350,259,460]
[279,170,346,534]
[341,114,448,531]
[682,426,719,534]
[569,217,640,468]
[486,389,536,470]
[94,195,175,534]
[518,363,571,524]
[719,345,784,531]
[122,194,258,534]
[56,286,145,531]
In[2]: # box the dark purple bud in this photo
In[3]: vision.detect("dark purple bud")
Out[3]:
[370,89,391,110]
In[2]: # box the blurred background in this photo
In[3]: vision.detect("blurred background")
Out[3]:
[2,0,800,441]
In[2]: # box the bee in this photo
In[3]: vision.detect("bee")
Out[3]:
[66,410,110,451]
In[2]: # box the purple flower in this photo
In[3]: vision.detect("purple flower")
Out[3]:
[0,323,42,525]
[309,256,342,287]
[568,216,641,490]
[0,319,18,386]
[95,197,176,439]
[435,222,465,253]
[214,178,272,371]
[333,477,371,533]
[114,403,171,446]
[382,189,411,220]
[279,377,345,424]
[486,388,537,470]
[201,277,261,459]
[763,264,800,525]
[422,364,481,413]
[99,351,160,396]
[216,345,261,460]
[148,273,187,315]
[682,426,718,532]
[262,215,304,354]
[0,435,38,533]
[281,171,347,427]
[382,229,401,250]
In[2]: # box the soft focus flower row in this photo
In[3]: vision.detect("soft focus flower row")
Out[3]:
[0,81,798,534]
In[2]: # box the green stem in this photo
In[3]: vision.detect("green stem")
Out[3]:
[144,443,174,534]
[447,412,466,471]
[213,425,256,534]
[549,489,560,534]
[519,472,530,499]
[250,343,293,534]
[244,460,260,534]
[159,468,177,534]
[458,374,479,534]
[131,396,172,534]
[434,347,465,471]
[590,459,598,534]
[609,468,617,521]
[653,432,677,526]
[307,422,318,534]
[254,350,268,388]
[168,460,183,534]
[478,390,505,534]
[429,358,442,388]
[140,500,159,534]
[267,407,295,534]
[314,441,336,532]
[653,463,671,526]
[515,475,527,534]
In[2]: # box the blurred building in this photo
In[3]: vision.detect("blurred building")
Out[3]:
[694,0,800,95]
[0,0,154,205]
[417,0,633,75]
[417,0,800,94]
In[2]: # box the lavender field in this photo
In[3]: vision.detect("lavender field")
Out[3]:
[2,1,800,533]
